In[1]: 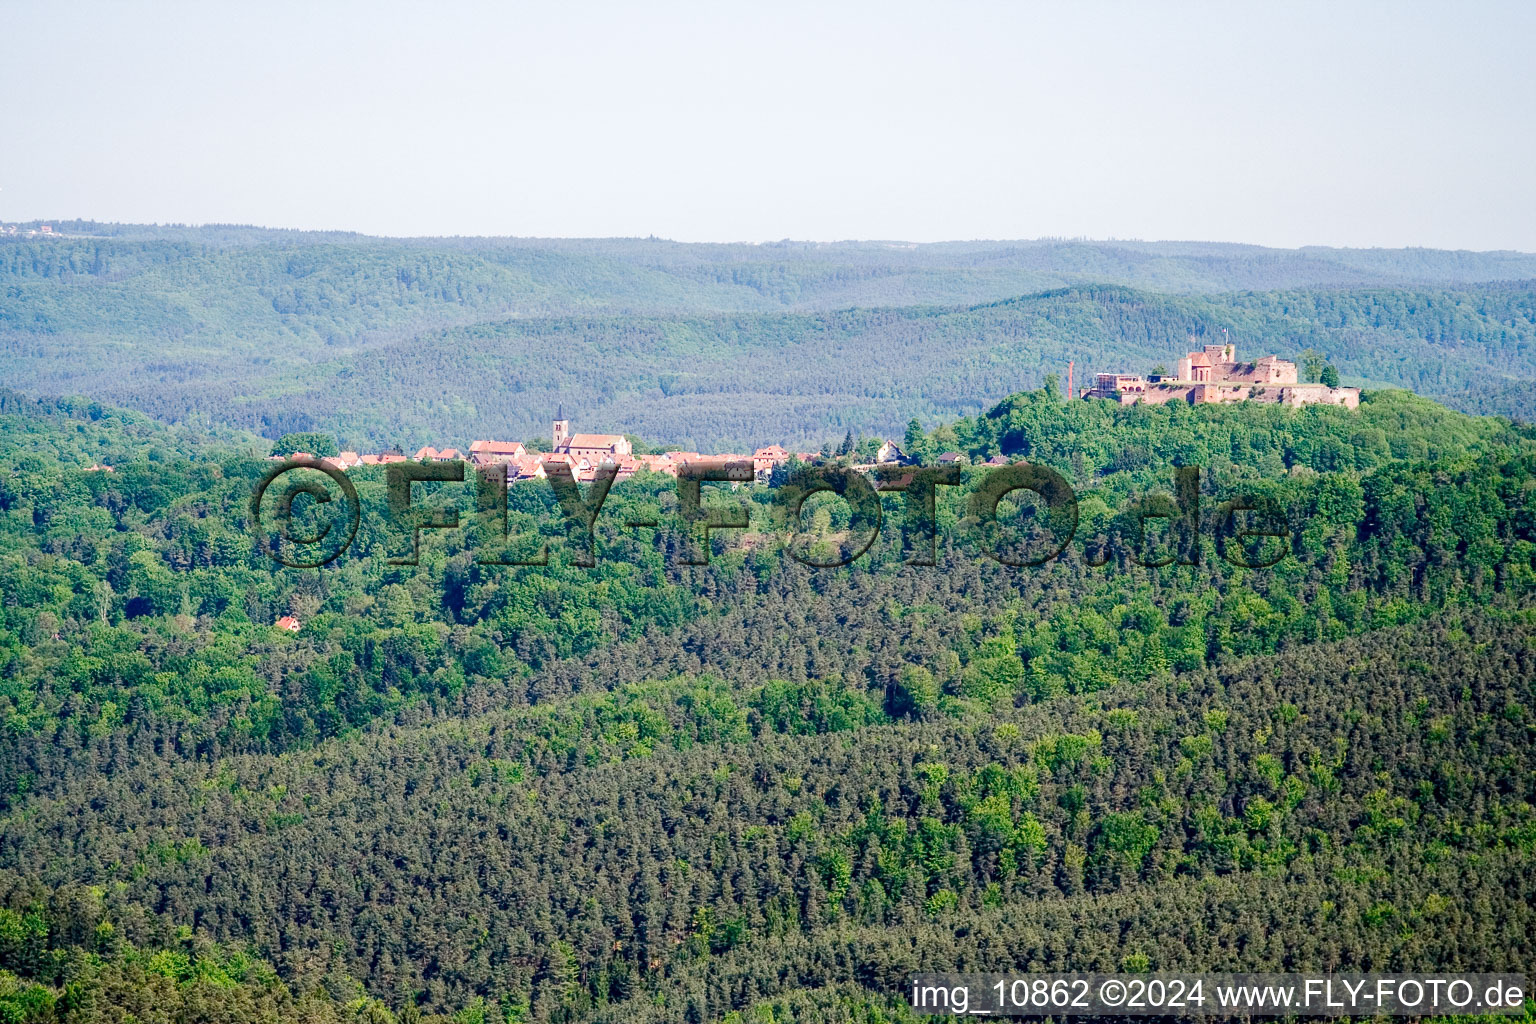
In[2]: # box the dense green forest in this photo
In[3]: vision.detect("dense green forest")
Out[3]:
[1447,378,1536,422]
[4,229,1536,449]
[2,381,1535,1022]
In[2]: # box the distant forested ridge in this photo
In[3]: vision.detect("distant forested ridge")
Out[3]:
[4,228,1536,449]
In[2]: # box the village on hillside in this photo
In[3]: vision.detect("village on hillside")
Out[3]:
[270,340,1361,481]
[275,409,836,485]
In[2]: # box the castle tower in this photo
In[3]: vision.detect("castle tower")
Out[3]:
[552,406,570,450]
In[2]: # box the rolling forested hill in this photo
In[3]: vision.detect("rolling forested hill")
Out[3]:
[2,384,1534,1022]
[4,229,1536,449]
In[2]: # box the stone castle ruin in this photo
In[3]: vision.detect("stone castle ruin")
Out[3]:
[1084,341,1360,409]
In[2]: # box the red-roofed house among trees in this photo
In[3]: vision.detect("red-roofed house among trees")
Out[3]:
[752,445,789,480]
[507,454,546,480]
[468,440,528,466]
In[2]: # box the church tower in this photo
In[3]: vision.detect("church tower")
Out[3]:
[552,406,570,450]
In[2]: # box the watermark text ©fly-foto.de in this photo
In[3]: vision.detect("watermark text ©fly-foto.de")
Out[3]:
[251,457,1293,570]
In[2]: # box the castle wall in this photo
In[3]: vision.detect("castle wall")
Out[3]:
[1113,381,1360,409]
[1281,385,1360,410]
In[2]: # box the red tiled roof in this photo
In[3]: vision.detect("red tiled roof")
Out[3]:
[469,440,526,459]
[562,433,627,450]
[507,455,546,478]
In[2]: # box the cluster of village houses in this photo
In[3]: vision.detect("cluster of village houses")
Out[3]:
[272,343,1360,483]
[276,411,918,485]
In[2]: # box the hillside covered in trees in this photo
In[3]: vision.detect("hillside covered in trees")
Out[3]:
[4,229,1536,449]
[1,383,1534,1022]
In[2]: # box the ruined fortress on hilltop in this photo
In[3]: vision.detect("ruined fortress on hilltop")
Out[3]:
[1084,341,1360,409]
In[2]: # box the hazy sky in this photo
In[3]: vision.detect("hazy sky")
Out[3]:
[2,0,1533,248]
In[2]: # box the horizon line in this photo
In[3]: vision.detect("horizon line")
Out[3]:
[5,219,1536,256]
